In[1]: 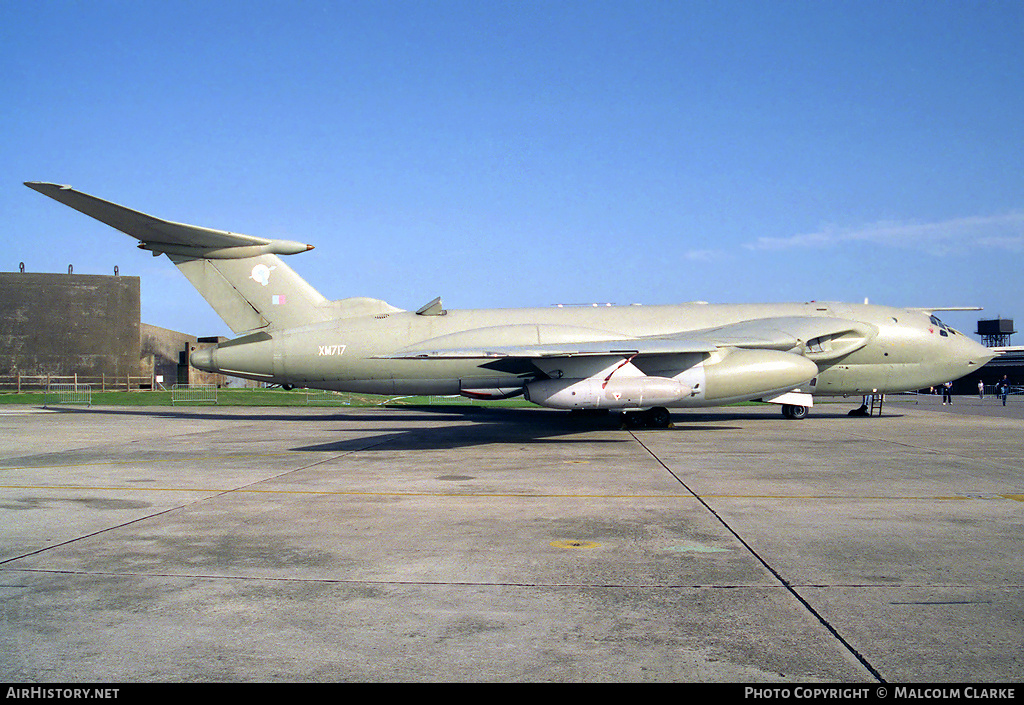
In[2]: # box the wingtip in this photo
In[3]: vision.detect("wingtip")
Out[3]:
[24,181,72,192]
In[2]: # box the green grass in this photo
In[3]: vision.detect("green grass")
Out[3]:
[0,387,538,408]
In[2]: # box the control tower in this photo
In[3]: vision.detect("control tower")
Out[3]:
[976,318,1015,348]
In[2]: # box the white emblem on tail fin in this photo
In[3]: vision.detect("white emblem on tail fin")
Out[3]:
[249,264,277,286]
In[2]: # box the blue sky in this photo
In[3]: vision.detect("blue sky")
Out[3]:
[4,1,1022,338]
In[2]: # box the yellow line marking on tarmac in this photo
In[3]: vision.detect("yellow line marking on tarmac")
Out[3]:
[550,540,601,549]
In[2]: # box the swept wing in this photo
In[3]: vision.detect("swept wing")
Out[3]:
[382,315,877,362]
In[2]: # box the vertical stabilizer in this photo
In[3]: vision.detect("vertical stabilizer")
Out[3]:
[171,254,331,334]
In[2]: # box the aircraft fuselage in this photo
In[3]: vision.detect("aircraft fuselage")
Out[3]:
[194,300,991,405]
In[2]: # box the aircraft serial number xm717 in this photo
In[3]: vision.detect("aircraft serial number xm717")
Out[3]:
[26,182,994,427]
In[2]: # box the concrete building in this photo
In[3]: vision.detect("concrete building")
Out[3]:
[140,324,226,388]
[1,271,139,381]
[1,269,225,389]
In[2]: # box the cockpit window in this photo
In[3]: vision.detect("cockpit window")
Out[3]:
[928,314,962,337]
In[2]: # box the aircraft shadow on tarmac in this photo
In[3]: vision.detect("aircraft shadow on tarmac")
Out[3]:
[39,403,889,453]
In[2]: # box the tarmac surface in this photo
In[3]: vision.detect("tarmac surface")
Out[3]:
[0,394,1021,683]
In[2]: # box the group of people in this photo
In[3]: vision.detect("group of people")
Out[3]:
[934,375,1012,406]
[974,375,1013,406]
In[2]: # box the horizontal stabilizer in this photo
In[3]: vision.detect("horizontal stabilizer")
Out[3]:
[24,182,313,259]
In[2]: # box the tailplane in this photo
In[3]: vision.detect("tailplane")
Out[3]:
[25,182,398,334]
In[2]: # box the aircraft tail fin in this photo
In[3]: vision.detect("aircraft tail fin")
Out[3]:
[170,254,331,334]
[25,182,340,334]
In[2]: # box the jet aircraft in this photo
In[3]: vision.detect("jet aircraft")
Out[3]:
[25,182,995,427]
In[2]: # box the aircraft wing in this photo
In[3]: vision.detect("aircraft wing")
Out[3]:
[380,337,719,359]
[382,316,877,361]
[694,316,877,355]
[24,182,312,258]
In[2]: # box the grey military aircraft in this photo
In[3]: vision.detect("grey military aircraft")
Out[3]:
[26,182,994,427]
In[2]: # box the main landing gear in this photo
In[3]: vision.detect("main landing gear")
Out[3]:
[780,404,809,419]
[620,406,673,429]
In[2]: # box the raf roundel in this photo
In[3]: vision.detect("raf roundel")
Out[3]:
[249,264,276,286]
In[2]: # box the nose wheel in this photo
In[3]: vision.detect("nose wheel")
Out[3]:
[781,404,808,419]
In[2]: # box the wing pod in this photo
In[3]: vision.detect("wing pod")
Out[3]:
[525,376,691,410]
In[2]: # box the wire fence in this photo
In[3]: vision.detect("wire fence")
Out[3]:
[46,383,92,406]
[171,384,218,404]
[304,389,352,405]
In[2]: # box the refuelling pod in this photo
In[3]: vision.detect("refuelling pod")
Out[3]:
[525,376,691,410]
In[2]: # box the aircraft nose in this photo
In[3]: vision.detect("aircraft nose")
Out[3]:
[964,337,996,367]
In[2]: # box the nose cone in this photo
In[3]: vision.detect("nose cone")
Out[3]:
[961,336,996,368]
[941,335,996,383]
[190,346,216,371]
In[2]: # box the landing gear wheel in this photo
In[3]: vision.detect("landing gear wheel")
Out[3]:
[782,404,808,419]
[621,408,672,429]
[620,411,641,428]
[647,406,672,429]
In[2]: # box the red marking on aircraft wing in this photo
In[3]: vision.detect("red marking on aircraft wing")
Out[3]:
[602,355,637,389]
